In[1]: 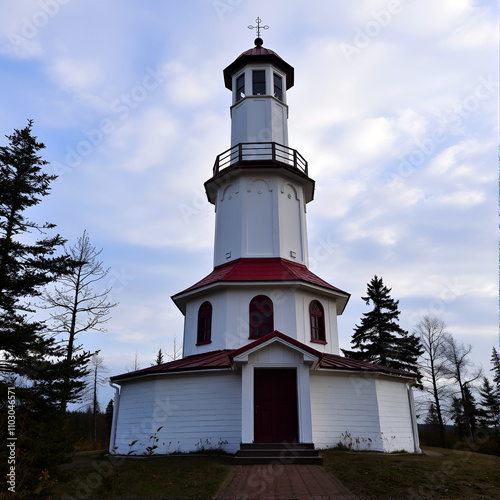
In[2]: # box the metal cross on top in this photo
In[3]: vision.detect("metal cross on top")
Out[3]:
[248,17,269,39]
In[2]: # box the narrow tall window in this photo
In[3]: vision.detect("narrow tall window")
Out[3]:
[273,73,283,101]
[310,300,326,343]
[197,301,212,345]
[252,70,266,95]
[236,73,245,101]
[249,295,273,338]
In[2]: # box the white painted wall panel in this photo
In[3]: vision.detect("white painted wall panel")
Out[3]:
[113,371,242,455]
[310,372,417,452]
[375,379,415,452]
[310,372,383,451]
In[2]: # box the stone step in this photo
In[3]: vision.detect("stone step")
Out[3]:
[239,442,315,450]
[233,443,323,465]
[233,455,323,465]
[236,449,320,458]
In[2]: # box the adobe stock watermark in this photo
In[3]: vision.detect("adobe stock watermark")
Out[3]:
[106,268,135,302]
[386,74,498,184]
[52,64,171,178]
[6,387,16,494]
[212,0,244,21]
[340,0,414,63]
[6,0,69,56]
[408,277,464,330]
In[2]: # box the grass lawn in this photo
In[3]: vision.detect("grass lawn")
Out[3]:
[47,446,500,499]
[51,450,232,499]
[321,445,500,500]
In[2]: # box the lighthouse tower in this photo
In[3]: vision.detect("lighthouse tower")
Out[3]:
[172,34,349,358]
[109,27,421,458]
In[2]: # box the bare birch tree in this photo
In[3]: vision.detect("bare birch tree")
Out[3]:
[443,335,482,443]
[414,315,450,447]
[41,230,117,410]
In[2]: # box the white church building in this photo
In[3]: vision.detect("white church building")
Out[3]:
[109,32,421,462]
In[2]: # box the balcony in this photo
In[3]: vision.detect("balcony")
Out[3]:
[212,142,308,177]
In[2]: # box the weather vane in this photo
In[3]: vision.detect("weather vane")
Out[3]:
[248,17,269,39]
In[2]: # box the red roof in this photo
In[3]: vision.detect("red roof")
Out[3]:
[229,330,322,360]
[319,353,417,377]
[223,45,294,90]
[111,332,416,382]
[175,258,349,298]
[110,350,233,382]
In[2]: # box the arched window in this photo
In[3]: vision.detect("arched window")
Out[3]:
[310,300,326,343]
[197,301,212,345]
[249,295,274,339]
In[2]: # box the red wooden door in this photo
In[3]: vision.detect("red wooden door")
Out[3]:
[254,368,298,443]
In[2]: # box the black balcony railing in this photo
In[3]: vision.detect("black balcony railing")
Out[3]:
[213,142,308,176]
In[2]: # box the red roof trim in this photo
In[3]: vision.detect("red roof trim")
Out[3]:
[318,354,417,377]
[174,258,350,298]
[110,350,233,382]
[110,337,416,382]
[229,330,323,360]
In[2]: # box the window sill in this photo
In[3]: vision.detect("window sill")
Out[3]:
[196,340,212,346]
[311,339,327,345]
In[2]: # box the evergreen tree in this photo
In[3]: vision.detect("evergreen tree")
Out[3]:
[153,348,165,365]
[425,402,440,425]
[105,398,114,435]
[0,120,71,378]
[342,275,423,386]
[477,376,500,431]
[0,121,75,495]
[491,347,500,389]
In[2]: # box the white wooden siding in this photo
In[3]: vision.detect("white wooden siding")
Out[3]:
[310,371,416,452]
[113,371,241,454]
[375,378,415,452]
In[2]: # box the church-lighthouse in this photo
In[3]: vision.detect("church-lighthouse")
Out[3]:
[109,25,421,460]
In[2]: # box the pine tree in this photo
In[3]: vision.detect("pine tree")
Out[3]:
[477,376,500,431]
[342,275,423,386]
[0,121,76,495]
[491,347,500,389]
[0,120,71,377]
[153,348,164,365]
[425,402,440,425]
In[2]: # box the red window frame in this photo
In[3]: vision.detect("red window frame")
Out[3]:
[196,301,212,345]
[310,300,326,344]
[249,295,274,339]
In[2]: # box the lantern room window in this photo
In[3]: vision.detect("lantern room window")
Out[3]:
[252,70,266,95]
[197,301,212,345]
[249,295,274,338]
[310,300,326,343]
[273,73,283,101]
[236,73,245,101]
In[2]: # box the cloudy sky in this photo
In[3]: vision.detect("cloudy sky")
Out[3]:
[1,0,497,408]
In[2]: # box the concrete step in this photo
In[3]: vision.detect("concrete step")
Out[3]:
[239,442,315,450]
[233,455,324,465]
[236,449,320,458]
[233,443,323,465]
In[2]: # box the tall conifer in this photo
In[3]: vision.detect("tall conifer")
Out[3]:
[342,275,423,386]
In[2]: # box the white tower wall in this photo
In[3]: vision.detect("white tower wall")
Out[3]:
[181,286,340,357]
[230,65,289,147]
[213,174,309,267]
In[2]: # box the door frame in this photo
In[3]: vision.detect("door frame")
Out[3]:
[253,367,298,443]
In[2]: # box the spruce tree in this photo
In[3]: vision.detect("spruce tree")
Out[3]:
[477,376,500,431]
[342,275,423,386]
[491,347,500,389]
[0,121,76,495]
[0,120,71,378]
